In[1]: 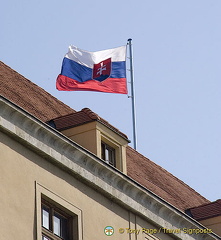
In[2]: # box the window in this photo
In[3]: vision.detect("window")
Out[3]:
[36,183,82,240]
[41,199,72,240]
[101,142,116,166]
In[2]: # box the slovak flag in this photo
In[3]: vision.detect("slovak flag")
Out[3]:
[56,45,127,94]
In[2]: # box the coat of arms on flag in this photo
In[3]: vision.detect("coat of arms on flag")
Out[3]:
[92,58,111,82]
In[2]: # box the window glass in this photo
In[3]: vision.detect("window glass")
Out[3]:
[105,148,110,162]
[53,214,61,236]
[42,235,51,240]
[101,142,116,166]
[42,201,70,240]
[42,207,50,229]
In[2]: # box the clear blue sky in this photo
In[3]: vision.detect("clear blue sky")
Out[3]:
[2,0,221,202]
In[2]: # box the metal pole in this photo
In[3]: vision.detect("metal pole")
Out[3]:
[127,38,137,150]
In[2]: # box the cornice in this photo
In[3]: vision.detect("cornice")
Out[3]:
[0,96,219,240]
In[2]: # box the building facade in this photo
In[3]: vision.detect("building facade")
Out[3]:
[0,61,220,240]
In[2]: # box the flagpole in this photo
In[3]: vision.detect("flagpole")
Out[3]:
[127,38,137,150]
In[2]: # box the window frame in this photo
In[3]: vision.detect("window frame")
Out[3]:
[101,141,116,166]
[36,183,82,240]
[41,199,73,240]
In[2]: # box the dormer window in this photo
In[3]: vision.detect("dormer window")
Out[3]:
[47,108,130,174]
[101,142,116,166]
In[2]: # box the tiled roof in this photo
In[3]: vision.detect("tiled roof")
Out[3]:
[126,147,210,211]
[47,108,129,140]
[0,61,210,212]
[0,61,75,122]
[186,199,221,221]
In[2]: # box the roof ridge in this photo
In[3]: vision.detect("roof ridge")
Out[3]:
[81,108,100,120]
[127,146,209,204]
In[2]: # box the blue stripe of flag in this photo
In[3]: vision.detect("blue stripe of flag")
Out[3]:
[60,57,126,83]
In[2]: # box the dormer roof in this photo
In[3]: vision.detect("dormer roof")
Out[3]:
[186,199,221,221]
[47,107,129,141]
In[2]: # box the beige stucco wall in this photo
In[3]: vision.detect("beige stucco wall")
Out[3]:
[200,216,221,237]
[61,122,98,155]
[0,131,174,240]
[61,121,128,173]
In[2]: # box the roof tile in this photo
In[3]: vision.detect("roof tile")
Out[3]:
[0,61,75,122]
[48,108,129,140]
[186,199,221,220]
[126,147,210,211]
